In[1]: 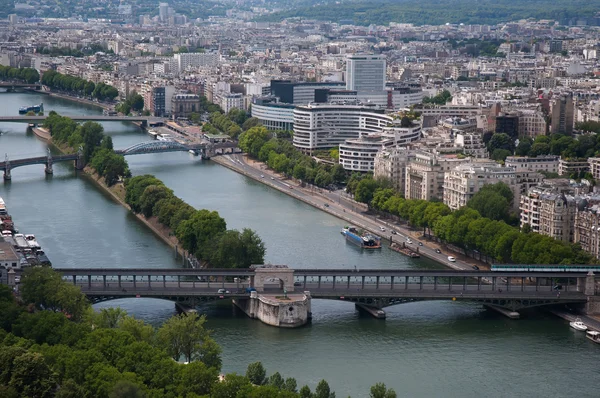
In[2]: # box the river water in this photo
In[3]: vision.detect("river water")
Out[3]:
[1,92,598,397]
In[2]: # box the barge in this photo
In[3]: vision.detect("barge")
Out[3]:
[19,103,44,114]
[0,196,51,268]
[341,226,381,249]
[390,242,420,258]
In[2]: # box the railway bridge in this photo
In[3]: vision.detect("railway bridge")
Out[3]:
[55,267,599,323]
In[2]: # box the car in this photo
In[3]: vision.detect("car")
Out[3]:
[14,276,21,283]
[553,285,563,290]
[293,282,302,287]
[324,203,329,207]
[217,288,226,294]
[448,256,456,262]
[391,230,397,235]
[472,265,480,270]
[406,239,413,244]
[260,175,265,178]
[270,177,275,180]
[435,249,442,254]
[379,226,386,232]
[418,242,423,246]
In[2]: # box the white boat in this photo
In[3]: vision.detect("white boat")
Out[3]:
[586,330,600,344]
[570,318,588,331]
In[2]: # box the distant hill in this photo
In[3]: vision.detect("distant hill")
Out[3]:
[256,0,600,26]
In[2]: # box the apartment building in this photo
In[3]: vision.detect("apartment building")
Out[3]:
[505,155,559,174]
[373,147,412,196]
[443,161,518,211]
[405,151,470,201]
[574,200,600,258]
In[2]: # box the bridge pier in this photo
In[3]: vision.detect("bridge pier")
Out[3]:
[3,168,10,181]
[484,304,520,319]
[355,303,386,319]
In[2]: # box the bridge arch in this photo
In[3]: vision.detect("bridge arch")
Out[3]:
[118,140,193,156]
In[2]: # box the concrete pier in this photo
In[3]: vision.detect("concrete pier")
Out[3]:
[484,304,520,319]
[233,291,311,328]
[355,303,386,319]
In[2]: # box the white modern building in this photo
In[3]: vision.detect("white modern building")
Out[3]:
[251,99,295,131]
[339,135,386,172]
[292,103,390,153]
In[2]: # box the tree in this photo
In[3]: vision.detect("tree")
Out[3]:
[487,133,514,153]
[139,185,174,218]
[354,178,381,204]
[515,137,532,156]
[156,313,219,367]
[370,382,397,398]
[176,361,218,397]
[211,373,252,398]
[331,164,346,184]
[314,379,335,398]
[175,209,227,259]
[242,117,261,131]
[299,385,312,398]
[239,126,270,158]
[8,351,57,398]
[246,361,267,385]
[284,377,298,393]
[268,372,285,389]
[109,380,146,398]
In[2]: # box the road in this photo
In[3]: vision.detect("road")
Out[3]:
[220,154,475,271]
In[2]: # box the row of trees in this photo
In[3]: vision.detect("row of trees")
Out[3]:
[0,66,40,84]
[41,70,118,101]
[124,175,265,268]
[239,127,346,188]
[3,267,360,397]
[43,112,131,186]
[356,177,595,264]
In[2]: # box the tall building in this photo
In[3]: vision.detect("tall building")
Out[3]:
[374,147,412,196]
[405,151,470,201]
[550,94,574,135]
[270,80,345,105]
[159,3,169,22]
[346,54,386,95]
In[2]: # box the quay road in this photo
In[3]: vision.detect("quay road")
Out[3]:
[217,154,472,271]
[0,115,163,124]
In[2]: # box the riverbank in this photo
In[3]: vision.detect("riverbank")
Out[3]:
[42,91,110,111]
[211,154,476,271]
[31,126,51,141]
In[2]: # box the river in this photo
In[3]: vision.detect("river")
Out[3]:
[0,92,598,397]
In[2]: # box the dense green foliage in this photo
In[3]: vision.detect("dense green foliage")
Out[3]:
[202,109,245,139]
[358,177,595,264]
[43,113,130,185]
[257,0,600,26]
[422,90,452,105]
[41,70,118,101]
[115,92,144,115]
[0,66,40,84]
[466,182,517,225]
[124,175,265,268]
[239,126,346,188]
[0,268,319,397]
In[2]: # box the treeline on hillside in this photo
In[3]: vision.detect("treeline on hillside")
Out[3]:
[0,66,40,84]
[0,267,395,397]
[41,70,119,101]
[43,112,130,185]
[257,0,600,26]
[351,176,595,264]
[124,175,265,268]
[239,127,346,188]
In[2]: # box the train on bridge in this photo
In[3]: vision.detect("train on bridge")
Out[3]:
[492,265,600,273]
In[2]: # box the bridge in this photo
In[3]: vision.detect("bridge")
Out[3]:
[0,140,239,180]
[0,82,42,90]
[55,267,599,321]
[0,115,163,126]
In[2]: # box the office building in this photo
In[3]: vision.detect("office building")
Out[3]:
[550,94,574,135]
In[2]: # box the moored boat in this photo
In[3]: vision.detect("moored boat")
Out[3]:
[342,226,381,249]
[570,318,588,331]
[390,242,420,258]
[19,103,44,114]
[586,330,600,344]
